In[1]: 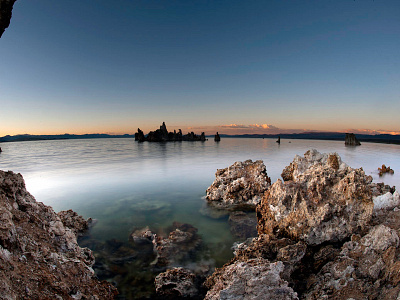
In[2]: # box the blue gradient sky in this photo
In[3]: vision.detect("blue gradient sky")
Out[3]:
[1,0,399,136]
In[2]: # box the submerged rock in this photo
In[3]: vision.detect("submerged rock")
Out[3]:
[259,149,374,245]
[156,222,202,267]
[206,159,271,210]
[345,133,361,146]
[0,170,117,299]
[155,267,200,299]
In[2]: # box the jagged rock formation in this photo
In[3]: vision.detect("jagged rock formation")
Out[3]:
[259,149,374,245]
[378,164,394,176]
[0,0,16,38]
[345,133,361,146]
[0,170,117,299]
[214,132,220,142]
[135,122,206,142]
[205,150,400,300]
[206,160,271,210]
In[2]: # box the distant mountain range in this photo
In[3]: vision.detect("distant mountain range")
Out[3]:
[0,133,134,142]
[0,132,399,144]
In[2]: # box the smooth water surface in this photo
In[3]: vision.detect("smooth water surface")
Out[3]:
[0,138,399,297]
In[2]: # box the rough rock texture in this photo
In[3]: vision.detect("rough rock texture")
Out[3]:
[206,150,400,300]
[155,267,199,299]
[228,211,257,239]
[135,122,206,142]
[205,258,298,300]
[259,149,373,245]
[345,133,361,146]
[304,225,400,299]
[156,222,202,267]
[206,160,271,210]
[0,170,117,299]
[374,191,400,210]
[0,0,16,38]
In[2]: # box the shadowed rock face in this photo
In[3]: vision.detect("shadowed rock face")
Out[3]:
[0,0,17,38]
[0,170,117,299]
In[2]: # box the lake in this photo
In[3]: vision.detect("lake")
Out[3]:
[0,137,399,298]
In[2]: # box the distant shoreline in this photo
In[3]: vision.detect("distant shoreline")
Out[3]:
[0,132,399,145]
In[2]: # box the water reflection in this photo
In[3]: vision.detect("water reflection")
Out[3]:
[0,138,399,298]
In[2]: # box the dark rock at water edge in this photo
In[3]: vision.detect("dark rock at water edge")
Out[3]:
[345,132,361,146]
[214,132,220,142]
[135,122,206,142]
[0,0,17,38]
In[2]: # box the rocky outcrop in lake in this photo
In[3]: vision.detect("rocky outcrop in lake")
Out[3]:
[135,122,206,142]
[0,0,16,38]
[205,150,400,300]
[259,149,373,245]
[214,132,220,142]
[378,164,394,176]
[206,159,271,210]
[345,132,361,146]
[0,170,117,299]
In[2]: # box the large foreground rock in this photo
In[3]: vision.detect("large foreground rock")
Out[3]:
[0,170,117,299]
[206,160,271,210]
[258,149,374,245]
[206,150,400,300]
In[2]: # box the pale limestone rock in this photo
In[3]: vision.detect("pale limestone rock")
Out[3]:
[206,160,271,210]
[257,150,373,245]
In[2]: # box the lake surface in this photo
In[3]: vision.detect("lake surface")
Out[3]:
[0,137,399,298]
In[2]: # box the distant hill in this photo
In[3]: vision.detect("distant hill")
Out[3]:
[0,132,399,145]
[0,133,134,143]
[218,132,400,145]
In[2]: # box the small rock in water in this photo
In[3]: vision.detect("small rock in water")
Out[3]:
[378,164,394,176]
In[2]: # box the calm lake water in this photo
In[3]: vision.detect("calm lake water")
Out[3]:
[0,137,399,298]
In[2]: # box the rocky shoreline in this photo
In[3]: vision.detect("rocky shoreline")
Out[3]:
[203,149,400,299]
[1,149,399,299]
[0,170,117,299]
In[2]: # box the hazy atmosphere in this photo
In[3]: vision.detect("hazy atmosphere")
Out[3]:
[1,0,399,136]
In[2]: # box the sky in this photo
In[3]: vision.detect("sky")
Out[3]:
[0,0,399,136]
